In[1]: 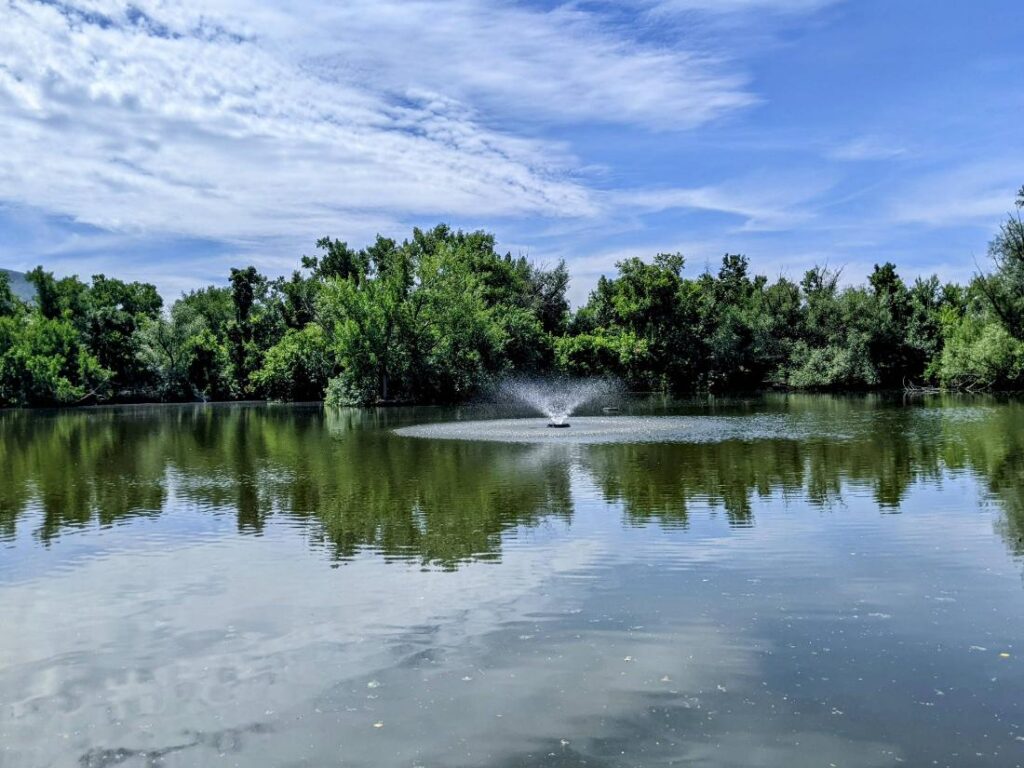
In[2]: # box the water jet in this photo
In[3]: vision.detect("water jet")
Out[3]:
[499,377,622,428]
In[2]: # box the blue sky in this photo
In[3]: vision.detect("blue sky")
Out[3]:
[1,0,1021,305]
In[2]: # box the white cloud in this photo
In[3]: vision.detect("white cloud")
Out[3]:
[646,0,834,13]
[0,0,765,248]
[610,170,833,231]
[291,1,754,129]
[829,136,907,162]
[0,2,589,235]
[890,161,1024,227]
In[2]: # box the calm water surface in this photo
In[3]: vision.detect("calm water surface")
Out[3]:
[1,395,1023,767]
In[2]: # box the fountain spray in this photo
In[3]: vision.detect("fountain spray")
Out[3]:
[498,377,622,428]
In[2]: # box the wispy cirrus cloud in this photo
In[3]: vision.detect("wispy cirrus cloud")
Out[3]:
[889,161,1024,228]
[0,0,763,250]
[4,0,1015,305]
[0,0,596,240]
[610,170,833,231]
[643,0,835,13]
[290,1,755,130]
[828,136,907,162]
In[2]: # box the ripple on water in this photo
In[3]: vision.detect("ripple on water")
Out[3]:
[394,415,850,445]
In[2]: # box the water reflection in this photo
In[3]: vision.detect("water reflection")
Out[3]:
[2,397,1024,562]
[1,406,577,568]
[3,397,1024,768]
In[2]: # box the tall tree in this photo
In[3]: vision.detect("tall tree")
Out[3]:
[978,186,1024,340]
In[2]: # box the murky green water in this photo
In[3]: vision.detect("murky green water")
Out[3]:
[2,395,1023,768]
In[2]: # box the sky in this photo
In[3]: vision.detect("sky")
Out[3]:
[0,0,1021,305]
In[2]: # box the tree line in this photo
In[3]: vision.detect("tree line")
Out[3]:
[1,188,1022,408]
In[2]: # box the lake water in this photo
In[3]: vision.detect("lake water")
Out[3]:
[1,395,1023,768]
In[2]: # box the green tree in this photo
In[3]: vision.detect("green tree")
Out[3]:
[319,236,409,404]
[564,253,701,390]
[274,271,320,330]
[0,314,110,406]
[0,272,22,318]
[174,286,234,337]
[226,267,283,397]
[163,286,235,400]
[753,276,804,386]
[929,188,1024,390]
[319,230,506,404]
[977,186,1024,340]
[253,324,335,401]
[185,328,233,400]
[85,274,163,395]
[699,255,763,389]
[302,237,368,283]
[783,268,878,390]
[25,268,91,326]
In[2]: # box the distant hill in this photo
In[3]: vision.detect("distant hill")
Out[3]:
[1,269,35,302]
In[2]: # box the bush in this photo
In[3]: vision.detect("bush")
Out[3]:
[555,331,650,385]
[786,337,879,390]
[937,313,1024,390]
[324,370,377,407]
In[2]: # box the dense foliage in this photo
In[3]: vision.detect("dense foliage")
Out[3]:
[2,190,1023,408]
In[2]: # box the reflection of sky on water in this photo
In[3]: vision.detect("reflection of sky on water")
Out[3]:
[2,398,1024,766]
[3,476,1023,767]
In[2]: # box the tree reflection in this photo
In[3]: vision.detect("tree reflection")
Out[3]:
[2,396,1023,565]
[0,405,573,568]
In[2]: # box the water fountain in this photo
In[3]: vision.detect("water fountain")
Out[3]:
[393,377,849,445]
[499,377,621,428]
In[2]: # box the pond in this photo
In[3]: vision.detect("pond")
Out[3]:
[1,395,1023,768]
